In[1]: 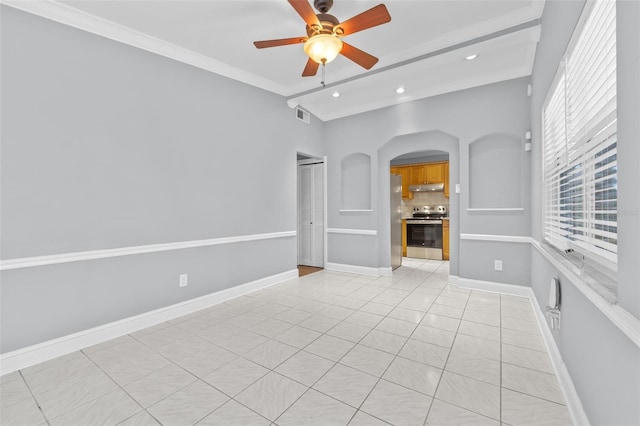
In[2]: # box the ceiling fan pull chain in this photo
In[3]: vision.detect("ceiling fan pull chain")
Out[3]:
[321,61,326,88]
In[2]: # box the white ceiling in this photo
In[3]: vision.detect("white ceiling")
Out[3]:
[6,0,545,121]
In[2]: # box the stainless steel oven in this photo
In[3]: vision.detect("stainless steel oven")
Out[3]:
[406,219,443,260]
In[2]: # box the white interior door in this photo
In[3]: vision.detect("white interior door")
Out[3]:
[298,162,324,267]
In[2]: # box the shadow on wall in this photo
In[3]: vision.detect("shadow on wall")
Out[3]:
[377,130,460,274]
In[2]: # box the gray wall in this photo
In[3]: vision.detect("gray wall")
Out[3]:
[529,1,640,424]
[0,7,324,352]
[324,77,532,284]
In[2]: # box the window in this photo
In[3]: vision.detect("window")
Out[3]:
[543,0,617,269]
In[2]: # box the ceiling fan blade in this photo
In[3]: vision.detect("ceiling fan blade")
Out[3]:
[340,42,379,69]
[339,4,391,36]
[254,37,306,49]
[302,58,320,76]
[288,0,320,27]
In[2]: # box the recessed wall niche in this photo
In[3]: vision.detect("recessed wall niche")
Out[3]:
[341,153,372,210]
[469,134,522,209]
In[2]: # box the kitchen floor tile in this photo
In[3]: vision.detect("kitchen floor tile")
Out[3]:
[275,350,335,386]
[298,315,341,333]
[382,356,442,396]
[359,302,395,316]
[147,380,228,426]
[0,395,46,426]
[343,311,384,328]
[361,379,432,426]
[501,327,547,352]
[123,363,197,408]
[171,344,237,378]
[248,318,294,338]
[48,388,140,426]
[359,329,408,355]
[375,317,418,337]
[452,333,500,361]
[273,325,321,348]
[202,357,269,397]
[445,346,501,385]
[339,344,395,377]
[319,305,357,321]
[312,364,378,408]
[243,339,298,369]
[502,363,565,404]
[387,307,425,324]
[347,410,390,426]
[118,410,161,426]
[399,338,450,369]
[304,334,355,362]
[275,389,356,426]
[0,375,33,408]
[235,372,307,421]
[36,364,118,419]
[327,321,371,343]
[198,400,270,426]
[273,308,315,325]
[426,399,499,426]
[435,371,500,420]
[502,343,554,374]
[502,388,572,426]
[456,320,501,342]
[420,313,461,332]
[411,324,456,348]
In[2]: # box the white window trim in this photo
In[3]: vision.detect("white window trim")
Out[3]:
[540,0,618,293]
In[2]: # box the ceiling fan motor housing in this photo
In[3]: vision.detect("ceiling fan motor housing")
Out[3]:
[306,13,341,37]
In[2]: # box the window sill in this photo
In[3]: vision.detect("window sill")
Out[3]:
[531,239,640,348]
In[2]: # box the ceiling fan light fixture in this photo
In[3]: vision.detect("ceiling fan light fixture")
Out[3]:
[304,34,343,64]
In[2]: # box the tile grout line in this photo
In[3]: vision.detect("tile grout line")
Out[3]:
[422,282,471,425]
[17,369,52,426]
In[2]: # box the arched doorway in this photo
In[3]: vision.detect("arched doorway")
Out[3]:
[377,130,460,276]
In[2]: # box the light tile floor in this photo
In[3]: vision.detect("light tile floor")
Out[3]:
[0,258,574,426]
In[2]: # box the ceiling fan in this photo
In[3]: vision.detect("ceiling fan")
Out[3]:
[254,0,391,77]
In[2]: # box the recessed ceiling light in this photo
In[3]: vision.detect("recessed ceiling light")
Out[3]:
[465,54,478,61]
[396,87,405,94]
[332,91,340,98]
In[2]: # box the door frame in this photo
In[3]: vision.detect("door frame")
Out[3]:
[297,155,327,268]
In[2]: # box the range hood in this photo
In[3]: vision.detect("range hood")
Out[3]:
[409,183,445,192]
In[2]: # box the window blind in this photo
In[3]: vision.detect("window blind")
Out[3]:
[543,0,617,265]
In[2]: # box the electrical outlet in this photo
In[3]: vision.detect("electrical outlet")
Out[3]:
[494,260,503,272]
[179,273,188,287]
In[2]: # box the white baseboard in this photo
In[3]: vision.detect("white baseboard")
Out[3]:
[325,262,390,277]
[450,276,532,297]
[450,276,590,426]
[0,269,298,375]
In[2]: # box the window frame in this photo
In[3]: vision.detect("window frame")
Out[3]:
[541,0,618,281]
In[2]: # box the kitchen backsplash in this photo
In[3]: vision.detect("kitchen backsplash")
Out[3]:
[401,191,449,217]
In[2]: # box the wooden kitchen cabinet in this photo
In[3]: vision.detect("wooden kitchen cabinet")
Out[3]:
[442,219,450,260]
[391,167,413,199]
[410,162,445,185]
[444,162,450,198]
[426,163,445,184]
[411,165,427,185]
[402,219,407,257]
